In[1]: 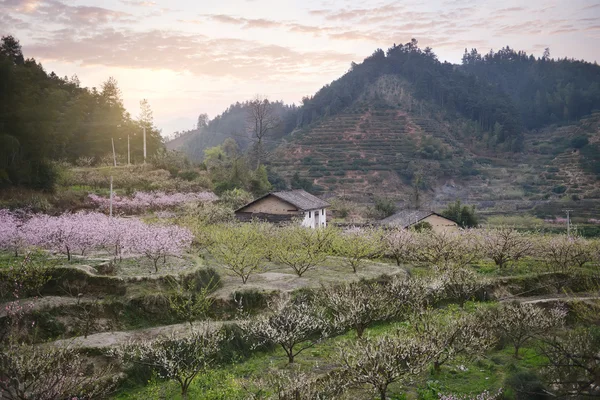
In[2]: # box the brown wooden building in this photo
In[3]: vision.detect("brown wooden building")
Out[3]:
[379,210,458,232]
[235,190,330,228]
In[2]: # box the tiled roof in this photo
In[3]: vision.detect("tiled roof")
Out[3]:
[235,189,329,213]
[271,190,329,211]
[379,210,436,228]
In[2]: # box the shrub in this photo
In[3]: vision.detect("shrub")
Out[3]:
[571,135,589,149]
[552,185,567,194]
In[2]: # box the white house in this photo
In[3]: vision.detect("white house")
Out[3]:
[235,189,329,228]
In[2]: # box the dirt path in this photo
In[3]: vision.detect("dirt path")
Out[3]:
[49,320,238,350]
[0,296,95,318]
[501,293,600,304]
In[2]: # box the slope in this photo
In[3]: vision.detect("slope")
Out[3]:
[269,75,600,220]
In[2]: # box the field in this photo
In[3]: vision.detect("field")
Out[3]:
[2,197,600,400]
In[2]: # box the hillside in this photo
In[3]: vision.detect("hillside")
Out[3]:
[160,41,600,220]
[268,74,600,219]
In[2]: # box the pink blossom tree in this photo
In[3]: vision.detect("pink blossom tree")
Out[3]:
[0,210,24,256]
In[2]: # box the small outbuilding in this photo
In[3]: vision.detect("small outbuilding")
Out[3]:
[379,210,458,232]
[235,189,329,228]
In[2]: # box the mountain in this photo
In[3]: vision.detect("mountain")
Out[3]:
[162,40,600,219]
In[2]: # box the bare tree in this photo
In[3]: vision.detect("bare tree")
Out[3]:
[247,95,279,167]
[241,294,326,364]
[60,277,99,338]
[493,302,566,358]
[167,274,216,329]
[111,326,225,398]
[339,333,436,400]
[481,227,534,269]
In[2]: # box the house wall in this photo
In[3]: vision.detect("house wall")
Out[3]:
[241,196,298,215]
[421,214,458,232]
[301,208,327,229]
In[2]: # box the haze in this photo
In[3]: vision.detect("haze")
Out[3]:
[2,0,599,134]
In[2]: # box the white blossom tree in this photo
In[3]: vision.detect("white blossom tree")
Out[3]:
[320,281,395,339]
[538,235,594,291]
[383,228,419,266]
[416,230,481,269]
[540,327,600,398]
[435,266,487,307]
[386,275,435,312]
[0,342,115,400]
[493,302,566,358]
[339,333,436,400]
[412,310,496,372]
[111,326,225,398]
[241,295,327,364]
[249,365,346,400]
[481,227,534,269]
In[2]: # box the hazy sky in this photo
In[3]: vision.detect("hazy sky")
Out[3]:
[2,0,599,135]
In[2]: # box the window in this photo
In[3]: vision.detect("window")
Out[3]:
[309,211,311,218]
[321,209,324,215]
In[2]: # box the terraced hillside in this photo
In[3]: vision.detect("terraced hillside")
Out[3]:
[270,105,467,198]
[269,76,600,219]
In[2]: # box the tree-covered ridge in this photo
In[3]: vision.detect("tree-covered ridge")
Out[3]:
[176,100,298,161]
[461,47,600,130]
[297,39,523,151]
[297,40,600,153]
[0,36,163,190]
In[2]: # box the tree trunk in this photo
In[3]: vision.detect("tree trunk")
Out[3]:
[356,324,365,339]
[434,360,441,372]
[514,345,520,359]
[379,384,388,400]
[66,246,71,261]
[283,346,295,364]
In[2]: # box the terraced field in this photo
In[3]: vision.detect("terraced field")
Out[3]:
[269,106,462,197]
[269,87,600,220]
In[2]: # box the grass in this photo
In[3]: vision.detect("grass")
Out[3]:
[113,306,552,400]
[204,254,406,300]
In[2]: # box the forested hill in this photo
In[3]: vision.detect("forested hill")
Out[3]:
[297,40,600,153]
[171,39,599,162]
[0,36,162,190]
[172,101,297,161]
[461,47,600,130]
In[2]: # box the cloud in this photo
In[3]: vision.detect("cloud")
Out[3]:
[581,3,600,10]
[26,28,357,80]
[497,7,526,13]
[119,0,156,6]
[1,0,132,27]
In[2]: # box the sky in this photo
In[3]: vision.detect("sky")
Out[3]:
[2,0,600,136]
